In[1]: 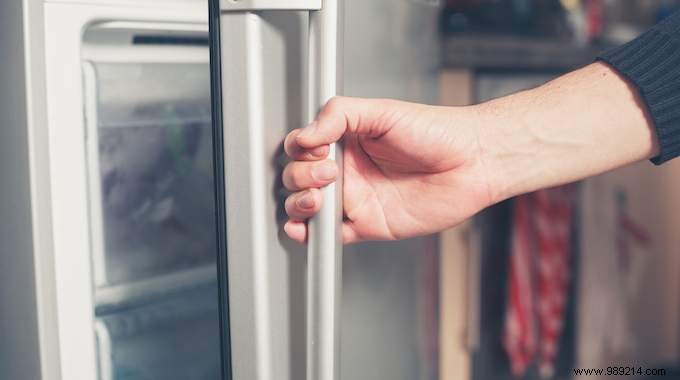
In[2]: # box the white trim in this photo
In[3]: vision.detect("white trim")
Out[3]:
[93,21,208,32]
[43,2,207,379]
[46,0,206,9]
[81,20,209,63]
[95,265,216,308]
[93,321,113,380]
[82,46,208,63]
[220,0,321,11]
[82,61,107,288]
[21,0,63,377]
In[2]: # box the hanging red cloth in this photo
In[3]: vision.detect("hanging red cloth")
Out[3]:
[503,185,576,378]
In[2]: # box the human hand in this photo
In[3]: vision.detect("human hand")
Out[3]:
[282,97,494,244]
[282,64,661,245]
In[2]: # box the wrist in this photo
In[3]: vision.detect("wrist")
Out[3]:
[471,99,533,205]
[472,62,660,204]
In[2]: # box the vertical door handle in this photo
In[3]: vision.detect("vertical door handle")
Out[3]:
[215,1,343,379]
[306,2,343,380]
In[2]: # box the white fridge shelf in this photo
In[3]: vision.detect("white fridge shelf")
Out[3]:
[94,264,216,312]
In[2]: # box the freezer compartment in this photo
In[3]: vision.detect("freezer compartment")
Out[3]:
[95,284,221,380]
[82,25,223,380]
[83,60,216,288]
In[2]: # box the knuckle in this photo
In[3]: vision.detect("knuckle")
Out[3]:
[324,96,345,114]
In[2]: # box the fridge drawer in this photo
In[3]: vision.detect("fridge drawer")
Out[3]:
[95,284,220,380]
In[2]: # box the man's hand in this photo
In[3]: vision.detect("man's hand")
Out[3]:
[282,97,493,244]
[281,63,660,245]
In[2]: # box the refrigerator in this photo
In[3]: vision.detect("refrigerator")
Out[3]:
[0,0,440,379]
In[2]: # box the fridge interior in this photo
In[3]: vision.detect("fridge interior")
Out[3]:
[81,22,221,380]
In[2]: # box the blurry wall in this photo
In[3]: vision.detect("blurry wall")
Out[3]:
[344,0,440,104]
[578,162,680,373]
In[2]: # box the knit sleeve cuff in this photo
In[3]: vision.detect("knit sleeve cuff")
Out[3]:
[597,29,680,165]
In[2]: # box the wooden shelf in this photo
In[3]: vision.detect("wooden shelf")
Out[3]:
[442,34,602,70]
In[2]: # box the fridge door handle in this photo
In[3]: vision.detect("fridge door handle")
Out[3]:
[306,2,344,380]
[214,1,343,379]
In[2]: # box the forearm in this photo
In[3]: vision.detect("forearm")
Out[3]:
[476,62,659,203]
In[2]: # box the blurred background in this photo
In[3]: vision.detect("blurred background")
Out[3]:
[437,1,680,380]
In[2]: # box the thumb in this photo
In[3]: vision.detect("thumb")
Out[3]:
[296,96,395,148]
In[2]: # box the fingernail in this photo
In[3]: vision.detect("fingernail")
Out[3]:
[311,161,337,181]
[296,192,315,209]
[297,122,317,140]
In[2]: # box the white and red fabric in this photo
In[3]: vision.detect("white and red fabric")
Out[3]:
[503,185,576,378]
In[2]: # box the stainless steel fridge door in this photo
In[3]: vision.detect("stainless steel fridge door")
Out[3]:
[209,1,343,379]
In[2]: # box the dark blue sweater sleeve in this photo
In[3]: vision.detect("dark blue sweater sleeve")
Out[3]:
[597,11,680,165]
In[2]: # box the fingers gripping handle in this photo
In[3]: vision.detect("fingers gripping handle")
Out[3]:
[307,1,343,380]
[218,1,343,378]
[217,0,342,378]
